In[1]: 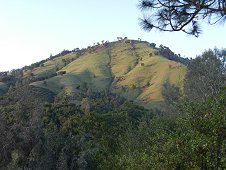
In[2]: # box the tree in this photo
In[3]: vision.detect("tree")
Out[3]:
[138,0,226,37]
[184,49,226,101]
[80,98,90,114]
[164,92,226,169]
[43,81,47,86]
[149,43,156,48]
[162,81,181,106]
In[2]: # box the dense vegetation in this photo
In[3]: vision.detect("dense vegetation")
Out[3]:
[0,47,225,169]
[0,87,148,169]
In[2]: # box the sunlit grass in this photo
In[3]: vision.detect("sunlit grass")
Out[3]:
[31,41,187,108]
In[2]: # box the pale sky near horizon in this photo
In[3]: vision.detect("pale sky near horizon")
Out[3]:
[0,0,225,71]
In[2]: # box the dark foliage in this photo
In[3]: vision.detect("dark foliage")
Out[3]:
[0,85,148,169]
[184,49,226,101]
[50,50,72,60]
[139,0,226,36]
[158,45,189,65]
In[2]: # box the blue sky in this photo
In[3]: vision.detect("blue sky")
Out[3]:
[0,0,225,71]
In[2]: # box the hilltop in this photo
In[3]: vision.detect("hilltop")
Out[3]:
[0,39,188,108]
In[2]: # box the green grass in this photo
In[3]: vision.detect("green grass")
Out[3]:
[31,73,81,94]
[31,40,187,108]
[60,48,111,90]
[110,42,137,77]
[25,53,78,78]
[32,47,112,94]
[112,42,186,105]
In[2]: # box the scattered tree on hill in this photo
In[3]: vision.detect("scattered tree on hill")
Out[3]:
[154,51,159,55]
[158,45,189,65]
[150,43,156,48]
[73,48,80,52]
[117,37,123,41]
[57,71,66,75]
[132,84,137,89]
[138,0,226,37]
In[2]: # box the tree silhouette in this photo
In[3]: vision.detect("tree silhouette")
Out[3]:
[138,0,226,37]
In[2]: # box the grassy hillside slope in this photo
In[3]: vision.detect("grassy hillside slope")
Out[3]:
[111,42,186,107]
[24,53,78,78]
[31,40,186,108]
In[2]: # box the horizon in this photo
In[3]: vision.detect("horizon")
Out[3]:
[0,0,225,71]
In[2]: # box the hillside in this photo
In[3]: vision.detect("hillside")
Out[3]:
[0,43,225,170]
[0,39,187,108]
